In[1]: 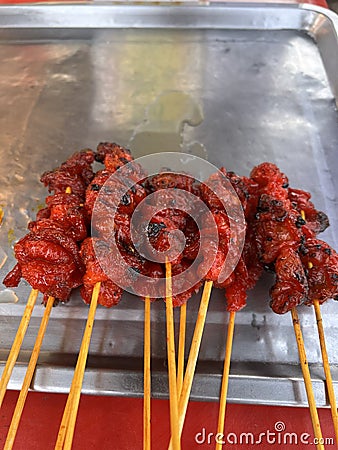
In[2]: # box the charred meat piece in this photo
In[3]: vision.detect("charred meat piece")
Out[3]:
[80,238,124,307]
[183,216,200,261]
[134,172,197,264]
[96,142,146,182]
[242,227,263,290]
[223,168,259,220]
[288,188,329,236]
[85,170,112,221]
[300,238,338,305]
[95,142,133,165]
[145,171,197,193]
[254,194,303,264]
[270,246,308,314]
[80,237,164,306]
[86,170,147,228]
[86,145,147,229]
[41,149,95,200]
[199,170,241,216]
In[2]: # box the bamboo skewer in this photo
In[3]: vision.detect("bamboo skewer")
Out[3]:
[177,302,186,398]
[55,281,100,450]
[215,310,236,450]
[63,281,99,450]
[313,299,338,445]
[4,295,54,450]
[144,295,151,450]
[300,209,337,442]
[168,280,213,450]
[291,307,325,450]
[0,288,39,408]
[55,388,73,449]
[165,260,180,450]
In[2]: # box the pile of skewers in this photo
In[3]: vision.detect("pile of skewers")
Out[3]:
[0,142,337,450]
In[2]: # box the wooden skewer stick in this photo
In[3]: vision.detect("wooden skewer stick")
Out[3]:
[64,281,100,450]
[63,281,100,450]
[54,387,73,449]
[168,280,213,450]
[144,295,151,450]
[165,260,180,450]
[55,281,100,450]
[291,308,325,450]
[177,302,187,398]
[313,299,338,445]
[0,288,39,408]
[300,210,335,444]
[215,310,236,450]
[4,295,54,450]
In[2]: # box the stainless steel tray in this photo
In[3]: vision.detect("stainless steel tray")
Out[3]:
[0,3,338,407]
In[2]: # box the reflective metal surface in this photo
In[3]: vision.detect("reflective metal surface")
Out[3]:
[0,3,337,406]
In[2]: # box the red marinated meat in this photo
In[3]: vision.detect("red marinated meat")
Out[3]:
[254,194,303,264]
[249,161,336,313]
[199,171,241,215]
[141,215,185,264]
[3,150,95,302]
[85,170,112,221]
[250,162,289,201]
[4,229,85,302]
[300,238,338,305]
[95,142,133,165]
[288,188,329,236]
[196,209,231,283]
[30,193,88,242]
[242,227,263,290]
[14,229,84,268]
[222,168,259,220]
[171,259,202,307]
[183,217,200,261]
[145,171,197,193]
[198,239,226,283]
[96,142,146,182]
[21,260,81,302]
[270,246,308,314]
[5,145,338,316]
[36,207,50,221]
[81,280,123,308]
[80,237,164,305]
[41,149,95,200]
[2,263,22,287]
[132,173,196,264]
[80,238,124,307]
[213,256,249,312]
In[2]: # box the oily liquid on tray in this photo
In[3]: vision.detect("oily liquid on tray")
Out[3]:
[129,91,207,159]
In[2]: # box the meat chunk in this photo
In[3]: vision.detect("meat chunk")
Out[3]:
[300,239,338,305]
[41,149,95,200]
[4,229,85,303]
[270,246,308,314]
